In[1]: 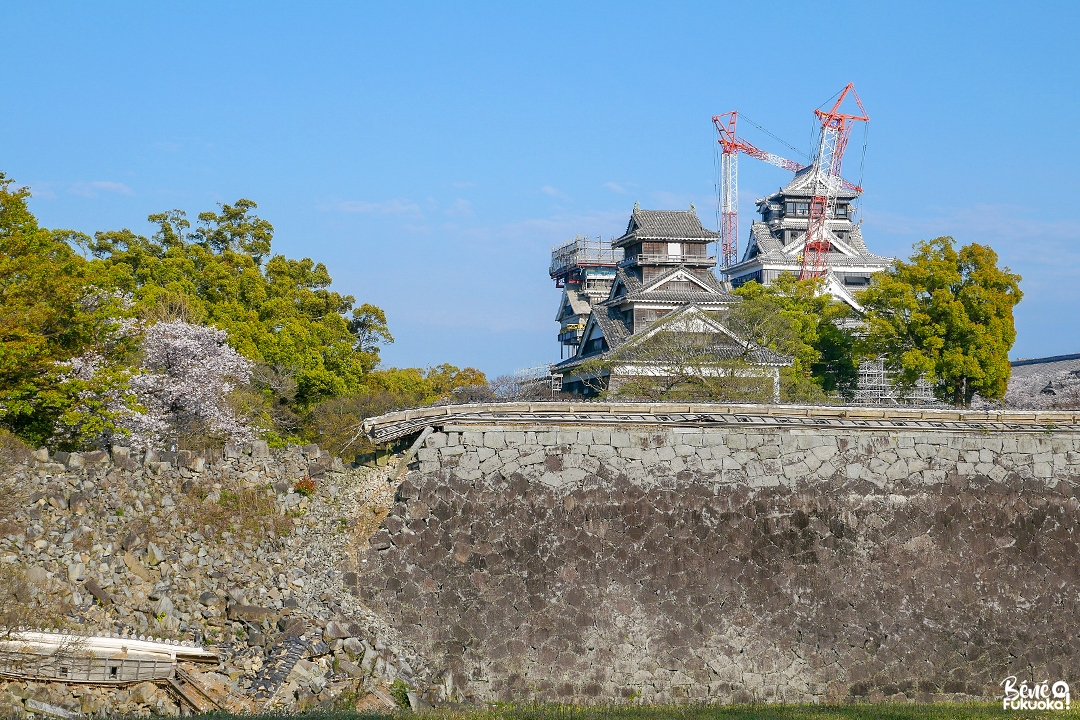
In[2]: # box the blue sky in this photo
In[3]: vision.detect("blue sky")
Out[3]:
[3,2,1078,376]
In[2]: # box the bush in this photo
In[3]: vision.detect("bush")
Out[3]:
[389,679,411,708]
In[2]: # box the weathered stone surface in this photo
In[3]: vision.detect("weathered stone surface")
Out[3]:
[337,658,366,678]
[129,681,161,705]
[83,450,109,464]
[123,552,154,582]
[145,542,165,566]
[227,604,277,622]
[342,637,366,658]
[4,441,404,716]
[25,566,49,585]
[198,590,221,606]
[324,620,351,640]
[121,531,143,550]
[360,424,1080,705]
[84,577,112,606]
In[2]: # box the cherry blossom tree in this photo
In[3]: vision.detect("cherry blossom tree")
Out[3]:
[128,321,254,447]
[55,320,255,449]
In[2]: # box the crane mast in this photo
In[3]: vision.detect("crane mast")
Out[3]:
[714,112,740,268]
[799,83,869,279]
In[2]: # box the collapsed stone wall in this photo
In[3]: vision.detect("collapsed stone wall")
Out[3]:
[0,443,416,717]
[360,424,1080,705]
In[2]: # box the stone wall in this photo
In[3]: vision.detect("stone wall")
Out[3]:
[359,423,1080,705]
[0,444,413,717]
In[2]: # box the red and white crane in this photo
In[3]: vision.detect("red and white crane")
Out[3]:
[712,83,868,276]
[798,83,868,279]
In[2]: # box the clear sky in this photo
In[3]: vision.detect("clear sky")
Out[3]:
[3,2,1078,376]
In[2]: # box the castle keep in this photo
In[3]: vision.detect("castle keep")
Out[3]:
[725,167,892,305]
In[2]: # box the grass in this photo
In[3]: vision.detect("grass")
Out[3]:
[182,478,293,541]
[167,704,1069,720]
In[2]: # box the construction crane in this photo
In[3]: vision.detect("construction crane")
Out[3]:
[711,83,867,273]
[798,83,869,279]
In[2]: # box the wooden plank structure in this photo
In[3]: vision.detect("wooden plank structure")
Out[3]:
[0,630,216,685]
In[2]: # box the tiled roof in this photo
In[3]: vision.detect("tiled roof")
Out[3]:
[1010,354,1080,379]
[729,222,893,272]
[592,305,632,349]
[703,340,790,366]
[771,166,860,200]
[566,290,592,315]
[606,266,739,305]
[614,208,718,246]
[554,304,792,371]
[748,223,782,257]
[845,224,871,254]
[620,290,738,304]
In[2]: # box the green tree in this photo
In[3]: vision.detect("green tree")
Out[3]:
[0,174,130,445]
[733,274,857,401]
[858,236,1022,406]
[89,202,391,410]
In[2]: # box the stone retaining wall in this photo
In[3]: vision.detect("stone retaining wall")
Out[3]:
[359,422,1080,704]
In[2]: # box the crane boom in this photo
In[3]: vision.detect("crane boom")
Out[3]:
[742,145,862,193]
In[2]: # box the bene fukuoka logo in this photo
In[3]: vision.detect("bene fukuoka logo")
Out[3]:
[1001,676,1071,711]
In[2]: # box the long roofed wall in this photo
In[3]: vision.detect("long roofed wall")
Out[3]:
[1006,353,1080,409]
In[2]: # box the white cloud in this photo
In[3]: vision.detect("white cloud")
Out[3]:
[540,185,571,201]
[28,184,58,200]
[445,198,473,218]
[603,182,628,194]
[69,180,134,197]
[335,199,421,215]
[650,190,693,208]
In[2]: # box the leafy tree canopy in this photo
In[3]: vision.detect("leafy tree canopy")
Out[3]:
[84,201,392,408]
[0,175,130,444]
[733,274,857,402]
[858,236,1022,406]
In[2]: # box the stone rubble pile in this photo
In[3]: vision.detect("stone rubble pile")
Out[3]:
[0,442,431,717]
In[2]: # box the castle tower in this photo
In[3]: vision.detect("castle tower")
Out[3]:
[549,236,622,359]
[724,167,893,306]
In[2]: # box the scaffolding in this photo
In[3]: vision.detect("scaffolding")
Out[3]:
[549,236,622,285]
[852,358,938,405]
[512,364,562,399]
